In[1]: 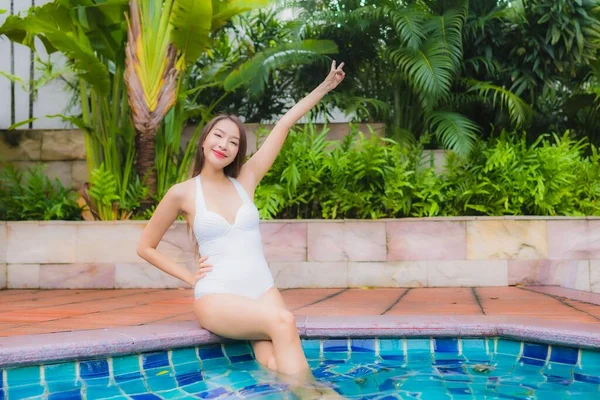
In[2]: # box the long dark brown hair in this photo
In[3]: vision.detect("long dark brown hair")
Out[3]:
[192,114,247,178]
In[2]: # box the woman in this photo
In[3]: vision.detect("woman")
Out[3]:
[137,62,345,383]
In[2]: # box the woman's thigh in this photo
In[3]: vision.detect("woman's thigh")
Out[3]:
[193,293,283,341]
[257,287,287,309]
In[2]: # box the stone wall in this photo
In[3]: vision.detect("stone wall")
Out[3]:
[1,217,598,292]
[0,123,389,189]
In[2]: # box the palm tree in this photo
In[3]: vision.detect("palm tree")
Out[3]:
[124,0,269,198]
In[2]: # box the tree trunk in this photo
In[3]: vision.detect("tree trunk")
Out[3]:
[135,129,157,207]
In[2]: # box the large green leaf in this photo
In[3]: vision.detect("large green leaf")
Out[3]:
[0,2,110,95]
[427,111,479,156]
[463,79,532,128]
[389,40,456,109]
[211,0,269,32]
[223,39,338,95]
[169,0,213,66]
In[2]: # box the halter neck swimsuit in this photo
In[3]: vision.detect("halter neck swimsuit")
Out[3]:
[192,174,274,299]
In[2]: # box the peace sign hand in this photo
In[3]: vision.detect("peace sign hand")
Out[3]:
[320,60,345,93]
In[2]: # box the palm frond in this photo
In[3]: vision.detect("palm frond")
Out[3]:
[388,40,455,109]
[426,6,465,70]
[463,79,532,128]
[351,6,428,49]
[170,0,213,66]
[427,111,480,156]
[211,0,269,32]
[223,39,338,96]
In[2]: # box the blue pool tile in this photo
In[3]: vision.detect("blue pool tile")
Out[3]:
[549,345,579,365]
[114,371,143,383]
[44,363,76,383]
[8,384,45,399]
[229,354,254,364]
[223,342,253,357]
[200,357,230,370]
[579,349,600,367]
[323,339,348,352]
[574,372,600,384]
[46,381,82,395]
[198,345,225,360]
[434,338,458,353]
[170,348,199,365]
[176,371,204,387]
[406,339,431,352]
[155,389,189,399]
[520,356,546,367]
[302,339,321,353]
[522,343,548,361]
[195,386,229,399]
[79,360,109,379]
[379,339,403,355]
[238,383,282,397]
[543,362,574,379]
[173,361,201,375]
[146,375,178,392]
[48,390,82,400]
[131,394,162,400]
[142,352,170,369]
[7,365,41,386]
[112,355,141,376]
[322,359,346,366]
[380,354,406,362]
[496,339,522,356]
[350,339,376,353]
[447,385,472,395]
[545,374,573,386]
[119,380,148,395]
[87,385,122,399]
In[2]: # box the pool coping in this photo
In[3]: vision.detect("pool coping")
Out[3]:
[1,315,599,368]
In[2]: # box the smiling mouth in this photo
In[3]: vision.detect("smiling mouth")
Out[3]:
[212,149,226,158]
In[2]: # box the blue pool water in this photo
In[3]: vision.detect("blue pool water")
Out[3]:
[1,337,599,399]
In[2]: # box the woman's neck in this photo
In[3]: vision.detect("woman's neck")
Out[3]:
[199,164,228,183]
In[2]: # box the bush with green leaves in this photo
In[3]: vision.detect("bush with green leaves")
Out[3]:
[0,164,82,221]
[254,124,443,219]
[255,124,600,219]
[442,131,600,216]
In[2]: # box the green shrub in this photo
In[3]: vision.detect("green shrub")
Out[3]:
[441,131,600,216]
[0,164,82,221]
[255,125,600,219]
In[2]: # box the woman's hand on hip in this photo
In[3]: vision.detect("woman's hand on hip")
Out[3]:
[193,255,213,285]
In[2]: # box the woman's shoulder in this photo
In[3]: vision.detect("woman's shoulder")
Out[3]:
[165,178,195,201]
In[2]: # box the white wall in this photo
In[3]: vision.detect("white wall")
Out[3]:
[0,0,74,130]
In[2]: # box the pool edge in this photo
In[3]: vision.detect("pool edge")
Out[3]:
[1,315,598,368]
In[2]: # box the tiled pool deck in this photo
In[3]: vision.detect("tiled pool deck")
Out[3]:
[1,286,600,367]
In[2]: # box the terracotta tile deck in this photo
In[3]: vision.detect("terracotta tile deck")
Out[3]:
[1,286,599,338]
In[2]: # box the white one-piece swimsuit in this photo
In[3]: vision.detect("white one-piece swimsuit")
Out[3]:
[193,174,275,300]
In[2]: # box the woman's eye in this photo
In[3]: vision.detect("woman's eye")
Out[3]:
[231,141,239,146]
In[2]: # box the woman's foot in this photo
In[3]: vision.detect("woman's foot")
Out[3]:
[277,368,345,399]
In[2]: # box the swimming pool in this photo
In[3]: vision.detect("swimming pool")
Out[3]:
[1,337,599,399]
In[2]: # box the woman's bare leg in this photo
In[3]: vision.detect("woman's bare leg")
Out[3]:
[193,292,309,375]
[252,287,289,372]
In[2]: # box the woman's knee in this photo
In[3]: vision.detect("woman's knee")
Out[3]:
[269,309,297,337]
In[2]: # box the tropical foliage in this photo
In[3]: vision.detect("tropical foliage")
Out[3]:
[289,0,600,152]
[0,164,82,221]
[254,124,600,219]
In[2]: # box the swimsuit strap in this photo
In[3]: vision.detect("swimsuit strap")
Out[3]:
[228,176,252,205]
[195,175,207,212]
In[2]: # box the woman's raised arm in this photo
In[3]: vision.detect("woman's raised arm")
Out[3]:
[241,60,346,187]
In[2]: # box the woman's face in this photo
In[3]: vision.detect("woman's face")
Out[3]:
[202,119,241,169]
